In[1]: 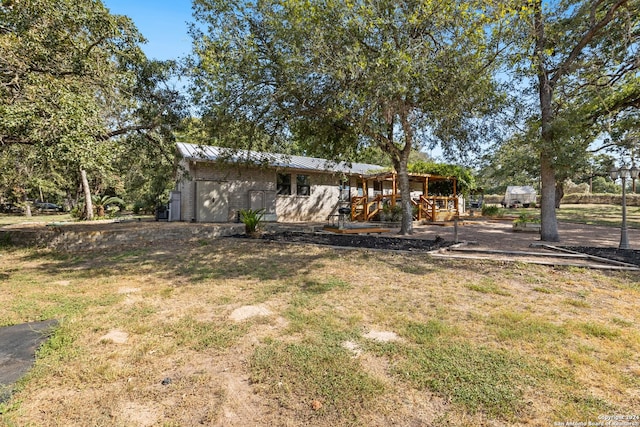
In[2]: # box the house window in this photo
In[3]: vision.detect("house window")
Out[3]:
[296,174,311,196]
[339,180,350,202]
[277,173,291,195]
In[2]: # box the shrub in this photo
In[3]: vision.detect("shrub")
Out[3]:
[239,208,265,235]
[381,204,403,222]
[482,205,500,217]
[514,213,540,224]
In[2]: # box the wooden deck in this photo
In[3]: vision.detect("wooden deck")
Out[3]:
[323,226,390,234]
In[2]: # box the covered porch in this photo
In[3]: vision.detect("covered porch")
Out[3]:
[349,171,460,222]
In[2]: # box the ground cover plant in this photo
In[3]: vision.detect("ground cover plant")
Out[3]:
[1,235,640,426]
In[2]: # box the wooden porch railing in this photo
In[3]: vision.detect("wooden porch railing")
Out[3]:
[351,194,388,221]
[416,195,459,221]
[353,194,459,222]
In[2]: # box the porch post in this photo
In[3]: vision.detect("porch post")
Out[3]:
[392,174,397,207]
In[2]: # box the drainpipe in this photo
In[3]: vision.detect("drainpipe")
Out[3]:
[191,161,197,222]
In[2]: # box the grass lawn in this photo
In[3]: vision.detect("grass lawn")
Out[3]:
[1,234,639,426]
[0,213,75,227]
[493,203,640,229]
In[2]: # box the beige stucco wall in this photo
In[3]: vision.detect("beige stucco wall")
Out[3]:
[276,172,342,222]
[175,160,344,223]
[176,160,277,222]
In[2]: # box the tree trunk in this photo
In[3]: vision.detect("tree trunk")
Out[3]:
[540,154,559,241]
[555,181,564,209]
[396,158,413,235]
[24,198,32,217]
[393,110,416,235]
[535,1,559,242]
[80,168,93,221]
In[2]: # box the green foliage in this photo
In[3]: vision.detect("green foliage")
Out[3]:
[0,1,185,215]
[239,208,265,234]
[409,161,476,195]
[92,195,125,218]
[514,213,540,224]
[381,204,403,222]
[190,0,507,234]
[482,204,500,217]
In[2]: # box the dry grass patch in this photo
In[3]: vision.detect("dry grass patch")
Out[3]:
[1,238,640,426]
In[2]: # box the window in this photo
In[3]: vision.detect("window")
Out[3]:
[296,174,311,196]
[277,173,291,195]
[339,180,350,202]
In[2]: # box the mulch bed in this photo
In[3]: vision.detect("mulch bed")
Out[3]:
[234,231,452,252]
[232,231,640,267]
[559,247,640,267]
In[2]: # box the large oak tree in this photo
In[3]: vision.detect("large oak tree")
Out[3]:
[190,0,507,234]
[510,0,640,241]
[1,0,185,218]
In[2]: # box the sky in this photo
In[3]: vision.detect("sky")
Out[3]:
[102,0,193,61]
[99,1,450,160]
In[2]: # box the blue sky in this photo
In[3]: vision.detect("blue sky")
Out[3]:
[102,0,193,61]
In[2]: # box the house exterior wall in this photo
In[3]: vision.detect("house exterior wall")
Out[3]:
[174,160,344,223]
[175,160,277,222]
[275,171,341,222]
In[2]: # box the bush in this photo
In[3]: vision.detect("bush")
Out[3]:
[239,208,265,235]
[381,204,403,222]
[482,205,500,217]
[514,213,540,224]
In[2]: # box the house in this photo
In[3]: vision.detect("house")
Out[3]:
[171,142,385,223]
[171,142,464,223]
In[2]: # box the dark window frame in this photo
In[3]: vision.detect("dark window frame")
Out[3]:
[277,173,291,195]
[296,174,311,196]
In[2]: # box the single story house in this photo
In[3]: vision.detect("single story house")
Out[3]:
[170,142,385,223]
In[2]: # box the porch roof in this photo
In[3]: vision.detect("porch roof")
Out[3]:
[177,142,385,176]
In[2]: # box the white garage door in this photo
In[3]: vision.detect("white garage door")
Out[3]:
[197,181,229,222]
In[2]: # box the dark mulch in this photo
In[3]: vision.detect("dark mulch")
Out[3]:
[233,231,452,252]
[231,232,640,267]
[560,247,640,267]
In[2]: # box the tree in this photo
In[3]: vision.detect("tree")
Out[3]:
[508,0,640,241]
[408,160,476,196]
[0,0,186,218]
[190,0,507,234]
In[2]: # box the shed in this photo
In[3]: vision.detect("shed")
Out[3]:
[503,186,537,208]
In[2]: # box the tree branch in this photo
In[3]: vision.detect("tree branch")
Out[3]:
[550,0,629,85]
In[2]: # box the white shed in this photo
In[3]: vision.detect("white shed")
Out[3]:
[503,186,537,208]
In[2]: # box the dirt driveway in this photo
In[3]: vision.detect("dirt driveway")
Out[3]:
[407,219,640,251]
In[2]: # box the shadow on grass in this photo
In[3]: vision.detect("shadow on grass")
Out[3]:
[22,238,332,284]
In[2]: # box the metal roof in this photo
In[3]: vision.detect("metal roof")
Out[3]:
[177,142,385,176]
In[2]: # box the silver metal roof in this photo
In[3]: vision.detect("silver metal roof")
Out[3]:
[177,142,385,176]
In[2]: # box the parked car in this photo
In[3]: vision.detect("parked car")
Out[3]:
[0,203,23,213]
[35,202,63,212]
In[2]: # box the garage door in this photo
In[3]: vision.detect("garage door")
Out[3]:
[197,181,229,222]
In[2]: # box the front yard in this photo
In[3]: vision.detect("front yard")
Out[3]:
[1,236,639,426]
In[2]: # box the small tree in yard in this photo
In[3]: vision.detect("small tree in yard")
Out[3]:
[92,195,125,218]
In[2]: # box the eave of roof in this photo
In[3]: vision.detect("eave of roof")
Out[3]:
[177,142,385,176]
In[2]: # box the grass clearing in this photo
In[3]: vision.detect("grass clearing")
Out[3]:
[1,237,640,426]
[497,203,640,228]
